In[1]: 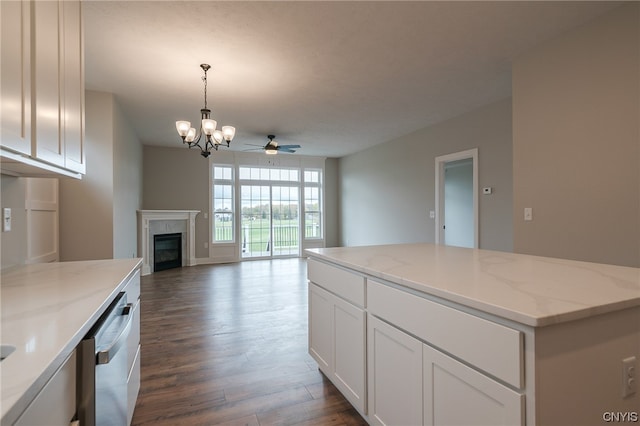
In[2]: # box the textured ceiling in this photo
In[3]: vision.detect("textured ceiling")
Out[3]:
[83,1,620,158]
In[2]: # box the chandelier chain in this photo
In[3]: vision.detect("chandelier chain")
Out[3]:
[202,69,208,110]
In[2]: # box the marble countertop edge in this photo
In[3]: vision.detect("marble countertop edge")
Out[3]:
[304,245,640,328]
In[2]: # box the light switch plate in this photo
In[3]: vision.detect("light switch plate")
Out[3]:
[3,208,11,232]
[524,207,533,221]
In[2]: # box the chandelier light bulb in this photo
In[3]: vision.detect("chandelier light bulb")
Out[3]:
[222,126,236,142]
[213,130,223,144]
[201,119,217,136]
[176,121,191,137]
[185,127,197,143]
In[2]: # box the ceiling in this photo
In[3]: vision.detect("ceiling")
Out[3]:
[83,1,620,158]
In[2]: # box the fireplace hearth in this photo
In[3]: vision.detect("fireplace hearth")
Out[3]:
[154,233,182,272]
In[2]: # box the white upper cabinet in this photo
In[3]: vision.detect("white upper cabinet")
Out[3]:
[1,0,85,178]
[1,0,32,156]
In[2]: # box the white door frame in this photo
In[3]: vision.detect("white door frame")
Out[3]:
[434,148,478,248]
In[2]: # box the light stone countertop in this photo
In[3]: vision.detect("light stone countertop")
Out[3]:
[306,244,640,327]
[0,258,142,425]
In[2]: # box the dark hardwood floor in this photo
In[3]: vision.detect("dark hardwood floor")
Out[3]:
[131,259,367,426]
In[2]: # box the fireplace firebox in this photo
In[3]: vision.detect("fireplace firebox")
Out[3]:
[153,233,182,272]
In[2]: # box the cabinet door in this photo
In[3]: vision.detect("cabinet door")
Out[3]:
[423,344,524,426]
[33,0,64,167]
[368,315,423,426]
[332,296,366,414]
[15,351,76,426]
[309,283,332,371]
[1,0,32,155]
[61,0,85,173]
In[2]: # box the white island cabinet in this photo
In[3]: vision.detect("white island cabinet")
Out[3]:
[306,243,640,426]
[308,259,367,414]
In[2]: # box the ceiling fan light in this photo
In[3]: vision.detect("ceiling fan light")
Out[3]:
[265,149,277,155]
[213,129,223,144]
[222,126,236,141]
[202,119,217,136]
[185,127,197,143]
[176,121,191,137]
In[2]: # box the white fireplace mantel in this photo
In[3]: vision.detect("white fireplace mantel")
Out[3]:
[137,210,200,275]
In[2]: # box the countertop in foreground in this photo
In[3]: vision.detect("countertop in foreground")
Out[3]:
[306,244,640,327]
[1,258,142,425]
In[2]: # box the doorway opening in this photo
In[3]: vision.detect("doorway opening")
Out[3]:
[435,148,478,248]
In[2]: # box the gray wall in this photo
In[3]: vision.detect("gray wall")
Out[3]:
[59,90,143,261]
[142,146,210,258]
[113,100,143,259]
[60,91,114,261]
[339,98,513,251]
[512,4,639,267]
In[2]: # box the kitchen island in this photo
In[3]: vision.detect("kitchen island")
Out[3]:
[1,258,142,426]
[306,243,640,425]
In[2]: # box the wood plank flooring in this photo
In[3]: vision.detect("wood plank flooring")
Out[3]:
[131,259,367,426]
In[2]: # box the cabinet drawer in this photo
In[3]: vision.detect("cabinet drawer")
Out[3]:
[308,258,365,307]
[368,279,523,388]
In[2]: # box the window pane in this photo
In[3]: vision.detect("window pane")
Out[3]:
[214,212,233,242]
[305,212,320,238]
[213,179,234,243]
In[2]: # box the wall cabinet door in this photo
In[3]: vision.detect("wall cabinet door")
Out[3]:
[60,0,85,173]
[0,0,32,156]
[423,344,524,426]
[33,0,64,167]
[368,315,423,426]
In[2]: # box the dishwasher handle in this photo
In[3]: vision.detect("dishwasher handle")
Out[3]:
[96,303,134,365]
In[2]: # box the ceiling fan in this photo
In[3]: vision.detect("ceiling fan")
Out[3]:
[246,135,301,155]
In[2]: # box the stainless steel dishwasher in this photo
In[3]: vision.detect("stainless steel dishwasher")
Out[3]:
[78,292,133,426]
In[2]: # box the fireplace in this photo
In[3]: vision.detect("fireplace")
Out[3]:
[153,233,182,272]
[138,210,199,275]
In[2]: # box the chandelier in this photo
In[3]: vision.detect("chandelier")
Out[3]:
[175,64,235,158]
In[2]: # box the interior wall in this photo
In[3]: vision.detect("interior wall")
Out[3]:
[142,146,210,259]
[339,98,513,251]
[512,3,639,267]
[59,91,115,261]
[113,100,143,259]
[59,90,143,261]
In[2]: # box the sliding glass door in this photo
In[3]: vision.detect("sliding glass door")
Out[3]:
[240,183,300,259]
[271,186,299,257]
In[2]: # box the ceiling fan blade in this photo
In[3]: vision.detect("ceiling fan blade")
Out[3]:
[277,144,301,149]
[278,148,297,153]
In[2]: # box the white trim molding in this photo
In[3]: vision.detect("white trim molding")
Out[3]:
[137,210,200,275]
